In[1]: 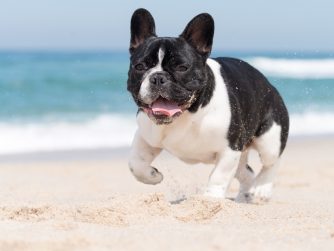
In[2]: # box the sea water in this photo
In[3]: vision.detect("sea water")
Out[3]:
[0,51,333,154]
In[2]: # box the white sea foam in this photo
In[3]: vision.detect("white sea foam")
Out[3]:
[248,57,334,78]
[0,112,333,155]
[289,112,334,136]
[0,114,137,155]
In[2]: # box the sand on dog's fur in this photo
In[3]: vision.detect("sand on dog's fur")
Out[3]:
[0,138,334,251]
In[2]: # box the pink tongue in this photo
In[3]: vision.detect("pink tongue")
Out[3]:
[151,99,182,117]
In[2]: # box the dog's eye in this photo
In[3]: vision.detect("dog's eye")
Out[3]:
[135,63,146,71]
[176,65,188,72]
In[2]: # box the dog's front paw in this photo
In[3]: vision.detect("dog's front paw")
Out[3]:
[204,185,226,198]
[129,166,163,185]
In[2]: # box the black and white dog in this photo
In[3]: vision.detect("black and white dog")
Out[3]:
[127,8,289,202]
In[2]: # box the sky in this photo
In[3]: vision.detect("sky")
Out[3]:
[0,0,333,52]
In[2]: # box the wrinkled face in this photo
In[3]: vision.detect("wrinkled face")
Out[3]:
[127,9,214,124]
[127,37,207,124]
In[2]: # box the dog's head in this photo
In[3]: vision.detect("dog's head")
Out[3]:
[127,8,214,124]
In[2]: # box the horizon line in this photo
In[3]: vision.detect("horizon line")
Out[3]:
[1,48,333,56]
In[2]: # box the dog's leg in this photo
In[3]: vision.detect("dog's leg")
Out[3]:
[246,123,282,202]
[235,150,255,202]
[128,131,163,185]
[247,161,279,202]
[205,148,241,198]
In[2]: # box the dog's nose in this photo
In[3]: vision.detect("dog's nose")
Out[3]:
[149,73,168,85]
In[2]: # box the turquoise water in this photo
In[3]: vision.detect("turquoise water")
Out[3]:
[272,78,334,112]
[0,51,334,153]
[0,52,133,121]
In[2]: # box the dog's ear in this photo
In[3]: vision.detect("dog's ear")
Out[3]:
[180,13,214,57]
[130,8,156,54]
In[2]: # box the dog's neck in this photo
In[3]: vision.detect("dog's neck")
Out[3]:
[188,61,215,113]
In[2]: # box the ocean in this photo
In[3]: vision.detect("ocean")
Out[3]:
[0,51,334,154]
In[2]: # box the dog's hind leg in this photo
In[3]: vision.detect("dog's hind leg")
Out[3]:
[246,122,283,203]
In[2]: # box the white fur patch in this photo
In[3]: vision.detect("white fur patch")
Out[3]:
[253,122,282,167]
[249,182,273,201]
[205,148,242,198]
[139,48,165,104]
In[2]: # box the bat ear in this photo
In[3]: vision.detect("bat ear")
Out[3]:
[180,13,214,57]
[130,8,156,54]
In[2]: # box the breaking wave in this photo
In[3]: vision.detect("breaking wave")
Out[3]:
[0,112,334,154]
[248,57,334,79]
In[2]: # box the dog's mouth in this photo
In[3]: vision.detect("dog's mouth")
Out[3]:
[151,97,183,117]
[143,97,183,118]
[140,94,197,124]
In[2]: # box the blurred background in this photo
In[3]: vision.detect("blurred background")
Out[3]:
[0,0,333,155]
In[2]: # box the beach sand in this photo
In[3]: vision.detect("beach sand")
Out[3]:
[0,138,333,251]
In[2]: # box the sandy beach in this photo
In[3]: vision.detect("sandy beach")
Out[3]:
[0,137,333,251]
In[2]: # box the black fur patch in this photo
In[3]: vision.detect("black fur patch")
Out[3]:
[214,57,289,154]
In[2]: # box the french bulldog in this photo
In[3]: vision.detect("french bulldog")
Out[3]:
[127,8,289,202]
